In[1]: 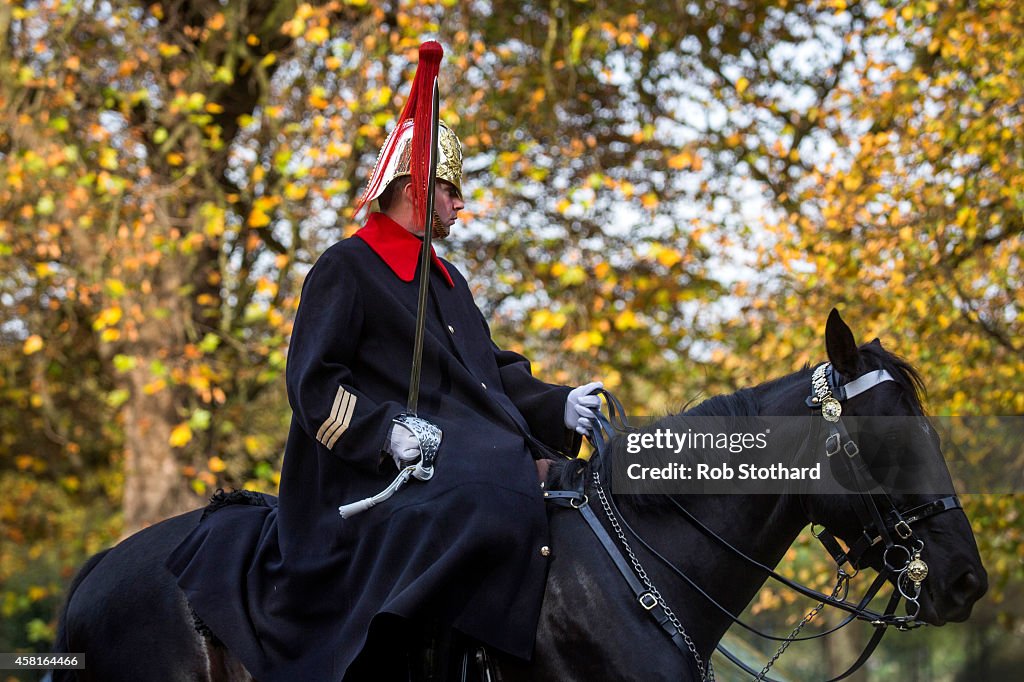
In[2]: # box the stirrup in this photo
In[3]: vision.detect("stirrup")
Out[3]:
[460,645,495,682]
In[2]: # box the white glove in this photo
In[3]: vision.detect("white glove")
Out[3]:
[388,423,421,469]
[564,381,603,435]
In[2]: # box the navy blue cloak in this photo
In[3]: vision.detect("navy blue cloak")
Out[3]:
[166,213,579,681]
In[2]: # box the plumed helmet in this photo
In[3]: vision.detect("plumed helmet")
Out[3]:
[358,119,463,206]
[355,41,463,219]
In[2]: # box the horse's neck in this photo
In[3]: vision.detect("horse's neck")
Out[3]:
[619,371,814,660]
[622,490,807,661]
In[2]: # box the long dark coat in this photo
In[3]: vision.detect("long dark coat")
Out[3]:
[166,213,580,681]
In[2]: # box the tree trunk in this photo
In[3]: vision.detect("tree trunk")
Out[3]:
[118,251,201,534]
[121,367,197,534]
[823,622,870,681]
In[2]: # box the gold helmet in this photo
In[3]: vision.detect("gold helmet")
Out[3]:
[358,118,463,207]
[355,41,463,221]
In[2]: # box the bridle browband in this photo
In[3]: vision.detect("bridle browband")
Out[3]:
[547,363,963,682]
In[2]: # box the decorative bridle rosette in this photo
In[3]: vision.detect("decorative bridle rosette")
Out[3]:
[811,363,843,422]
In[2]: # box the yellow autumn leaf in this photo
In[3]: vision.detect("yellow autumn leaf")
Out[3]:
[99,147,118,171]
[158,43,181,58]
[614,309,642,330]
[284,183,308,201]
[208,456,227,473]
[559,265,587,286]
[169,423,193,448]
[305,25,330,45]
[248,207,271,228]
[567,331,593,352]
[530,309,568,331]
[309,92,329,109]
[667,151,692,170]
[93,306,123,330]
[23,335,44,355]
[656,247,683,268]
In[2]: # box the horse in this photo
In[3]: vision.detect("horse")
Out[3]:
[50,310,987,681]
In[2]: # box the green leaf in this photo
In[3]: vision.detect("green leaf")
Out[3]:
[189,409,212,431]
[198,333,221,353]
[112,355,137,373]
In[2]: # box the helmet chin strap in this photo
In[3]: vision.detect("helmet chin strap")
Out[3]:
[431,211,450,240]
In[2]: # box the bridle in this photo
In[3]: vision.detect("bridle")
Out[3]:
[802,363,959,624]
[544,363,963,682]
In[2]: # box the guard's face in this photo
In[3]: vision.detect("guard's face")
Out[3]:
[432,180,464,239]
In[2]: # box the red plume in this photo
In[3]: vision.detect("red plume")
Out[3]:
[354,41,443,224]
[402,41,443,230]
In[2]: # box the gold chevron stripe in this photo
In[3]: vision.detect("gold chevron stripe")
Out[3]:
[316,387,357,448]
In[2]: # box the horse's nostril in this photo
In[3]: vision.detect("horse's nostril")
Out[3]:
[951,567,988,607]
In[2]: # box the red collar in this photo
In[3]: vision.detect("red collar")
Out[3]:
[355,213,454,288]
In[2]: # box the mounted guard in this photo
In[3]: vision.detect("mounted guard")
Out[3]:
[165,40,603,681]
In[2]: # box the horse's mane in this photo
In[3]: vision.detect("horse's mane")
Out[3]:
[550,341,926,496]
[857,341,926,412]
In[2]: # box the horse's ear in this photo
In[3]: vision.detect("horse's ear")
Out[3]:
[825,308,860,377]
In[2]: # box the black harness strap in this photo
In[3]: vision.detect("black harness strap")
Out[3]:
[815,496,963,570]
[544,488,700,667]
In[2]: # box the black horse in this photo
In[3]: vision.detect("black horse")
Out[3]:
[51,311,987,681]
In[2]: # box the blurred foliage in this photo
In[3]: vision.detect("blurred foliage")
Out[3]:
[0,0,1020,676]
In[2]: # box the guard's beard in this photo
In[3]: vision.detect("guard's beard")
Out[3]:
[431,211,450,240]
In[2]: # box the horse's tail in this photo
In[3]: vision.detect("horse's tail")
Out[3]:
[49,547,113,681]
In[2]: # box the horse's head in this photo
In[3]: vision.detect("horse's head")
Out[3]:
[801,309,987,626]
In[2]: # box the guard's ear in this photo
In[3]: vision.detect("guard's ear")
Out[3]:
[825,308,860,377]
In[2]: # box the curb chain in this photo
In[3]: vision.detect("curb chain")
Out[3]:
[755,572,848,681]
[593,471,714,681]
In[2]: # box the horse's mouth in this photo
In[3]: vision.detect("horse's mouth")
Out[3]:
[918,564,988,625]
